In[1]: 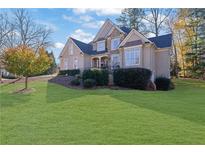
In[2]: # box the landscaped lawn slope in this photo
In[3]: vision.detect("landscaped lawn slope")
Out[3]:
[0,79,205,144]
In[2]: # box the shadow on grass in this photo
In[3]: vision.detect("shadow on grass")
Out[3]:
[46,77,205,126]
[46,81,87,104]
[110,84,205,126]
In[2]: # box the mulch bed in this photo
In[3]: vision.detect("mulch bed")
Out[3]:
[48,75,83,89]
[48,75,136,90]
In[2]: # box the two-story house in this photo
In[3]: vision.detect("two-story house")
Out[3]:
[59,19,172,79]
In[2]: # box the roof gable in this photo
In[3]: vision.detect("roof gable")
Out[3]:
[93,19,114,42]
[106,24,127,37]
[119,29,151,47]
[71,38,94,55]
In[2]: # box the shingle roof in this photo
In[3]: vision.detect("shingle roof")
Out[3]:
[71,37,108,55]
[70,30,172,56]
[148,34,172,48]
[71,37,94,55]
[120,26,131,34]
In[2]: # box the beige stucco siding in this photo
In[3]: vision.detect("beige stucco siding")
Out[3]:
[92,21,114,49]
[59,39,84,71]
[97,21,113,39]
[143,45,152,70]
[108,28,125,53]
[155,49,171,78]
[127,33,146,43]
[84,54,91,70]
[59,41,69,70]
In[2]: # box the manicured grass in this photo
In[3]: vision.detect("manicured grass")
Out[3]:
[0,79,205,144]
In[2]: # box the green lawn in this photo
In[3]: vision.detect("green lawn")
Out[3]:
[0,79,205,144]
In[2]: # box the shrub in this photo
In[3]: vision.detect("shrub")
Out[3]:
[71,78,81,86]
[82,69,109,86]
[113,68,152,90]
[58,69,80,76]
[83,79,96,88]
[155,77,174,91]
[75,74,81,80]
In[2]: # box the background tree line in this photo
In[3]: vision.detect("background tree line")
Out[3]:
[116,8,205,79]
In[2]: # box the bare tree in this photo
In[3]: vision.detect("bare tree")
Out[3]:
[1,9,52,52]
[0,12,14,51]
[165,10,179,77]
[12,9,52,52]
[144,9,172,36]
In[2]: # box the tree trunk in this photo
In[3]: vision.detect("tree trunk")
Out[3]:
[173,38,179,78]
[25,76,28,89]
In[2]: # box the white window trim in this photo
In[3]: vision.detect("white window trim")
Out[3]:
[64,59,68,70]
[124,45,141,67]
[97,40,105,52]
[73,57,78,69]
[111,54,120,65]
[70,44,73,55]
[111,37,120,50]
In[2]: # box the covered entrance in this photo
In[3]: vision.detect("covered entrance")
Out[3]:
[91,55,109,69]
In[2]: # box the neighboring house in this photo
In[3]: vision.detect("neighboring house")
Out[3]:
[0,63,12,78]
[59,19,172,80]
[0,60,14,78]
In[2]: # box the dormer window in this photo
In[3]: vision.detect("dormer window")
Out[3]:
[111,38,120,50]
[97,40,105,52]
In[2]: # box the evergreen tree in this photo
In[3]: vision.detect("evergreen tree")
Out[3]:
[116,8,147,34]
[45,51,57,74]
[185,9,205,78]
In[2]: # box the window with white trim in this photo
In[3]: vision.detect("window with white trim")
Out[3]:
[124,47,140,66]
[97,40,105,52]
[73,57,78,69]
[64,60,68,69]
[111,38,120,50]
[70,44,73,55]
[111,54,120,66]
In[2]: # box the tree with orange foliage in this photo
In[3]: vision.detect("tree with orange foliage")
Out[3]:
[173,9,195,77]
[1,45,52,89]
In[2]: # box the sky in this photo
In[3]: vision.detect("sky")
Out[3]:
[2,8,169,63]
[22,8,123,63]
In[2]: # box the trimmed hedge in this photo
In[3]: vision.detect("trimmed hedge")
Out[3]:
[82,69,109,86]
[58,69,80,76]
[113,68,152,90]
[71,78,81,86]
[83,79,96,88]
[155,77,174,91]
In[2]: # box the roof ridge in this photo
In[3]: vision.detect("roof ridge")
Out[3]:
[70,37,90,45]
[148,33,172,39]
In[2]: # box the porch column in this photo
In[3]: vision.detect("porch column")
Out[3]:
[91,58,93,68]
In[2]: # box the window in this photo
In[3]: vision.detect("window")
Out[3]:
[70,44,73,55]
[124,47,140,66]
[73,57,78,69]
[111,38,120,50]
[97,40,105,52]
[64,60,68,69]
[111,54,120,66]
[111,54,120,69]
